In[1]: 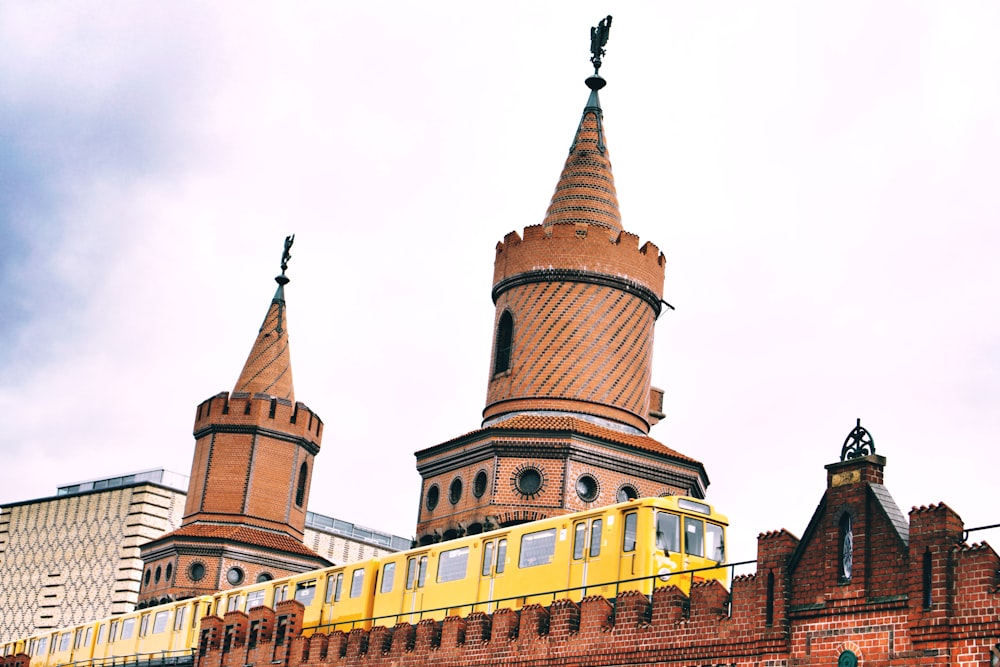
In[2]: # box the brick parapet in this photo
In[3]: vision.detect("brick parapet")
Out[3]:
[493,224,665,300]
[193,392,323,448]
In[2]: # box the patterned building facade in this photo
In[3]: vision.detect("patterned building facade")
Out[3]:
[413,61,707,545]
[0,472,408,645]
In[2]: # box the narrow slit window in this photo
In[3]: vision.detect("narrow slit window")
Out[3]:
[493,311,514,374]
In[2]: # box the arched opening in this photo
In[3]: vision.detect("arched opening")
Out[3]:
[295,462,308,507]
[922,548,932,608]
[493,311,514,374]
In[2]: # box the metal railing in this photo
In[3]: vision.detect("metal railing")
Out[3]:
[310,559,756,634]
[55,649,194,667]
[963,523,1000,543]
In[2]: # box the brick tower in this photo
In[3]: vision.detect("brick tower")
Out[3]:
[138,237,330,607]
[414,20,708,545]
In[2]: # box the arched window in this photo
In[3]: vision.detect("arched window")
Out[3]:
[839,512,853,582]
[493,311,514,375]
[295,462,308,507]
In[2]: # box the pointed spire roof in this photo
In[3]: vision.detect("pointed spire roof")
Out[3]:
[541,84,622,237]
[233,236,296,402]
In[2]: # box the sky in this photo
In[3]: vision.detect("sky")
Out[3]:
[1,2,998,564]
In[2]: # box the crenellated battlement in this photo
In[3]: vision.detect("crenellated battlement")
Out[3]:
[192,391,323,446]
[493,221,666,298]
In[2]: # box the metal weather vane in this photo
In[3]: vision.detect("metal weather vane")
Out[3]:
[280,234,295,276]
[589,15,613,75]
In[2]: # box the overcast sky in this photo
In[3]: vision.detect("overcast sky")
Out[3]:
[2,3,998,563]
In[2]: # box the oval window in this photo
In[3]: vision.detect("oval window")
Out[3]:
[576,475,599,502]
[426,484,440,511]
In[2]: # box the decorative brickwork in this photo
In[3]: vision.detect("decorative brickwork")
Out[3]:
[414,78,703,543]
[139,269,330,605]
[196,454,1000,667]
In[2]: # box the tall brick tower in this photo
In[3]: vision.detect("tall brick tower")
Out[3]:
[138,237,330,607]
[414,18,708,545]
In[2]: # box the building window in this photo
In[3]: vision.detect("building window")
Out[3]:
[227,567,245,586]
[515,467,543,497]
[296,462,308,507]
[144,569,151,587]
[165,563,173,582]
[154,566,161,584]
[616,484,638,503]
[839,512,853,582]
[473,470,488,498]
[576,474,599,502]
[493,311,514,374]
[922,548,932,608]
[449,477,463,505]
[256,572,273,583]
[188,562,206,582]
[425,484,440,511]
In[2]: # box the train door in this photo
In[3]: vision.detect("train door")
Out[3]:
[567,517,605,599]
[400,553,428,623]
[476,537,507,613]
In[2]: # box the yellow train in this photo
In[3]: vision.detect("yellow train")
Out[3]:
[2,496,727,666]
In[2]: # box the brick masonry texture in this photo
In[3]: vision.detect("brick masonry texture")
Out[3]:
[186,456,1000,667]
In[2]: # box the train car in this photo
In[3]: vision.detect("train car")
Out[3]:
[363,496,728,627]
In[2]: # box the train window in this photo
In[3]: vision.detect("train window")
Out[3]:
[37,637,48,655]
[59,633,71,652]
[482,542,495,576]
[590,519,603,557]
[437,547,470,583]
[406,558,417,589]
[329,573,343,602]
[380,563,396,593]
[174,607,187,631]
[417,556,428,587]
[109,621,119,643]
[96,624,106,645]
[685,517,705,557]
[706,523,725,562]
[85,627,93,647]
[120,618,135,640]
[656,512,680,553]
[140,614,151,637]
[49,635,58,654]
[295,580,317,605]
[349,569,365,598]
[275,585,288,603]
[496,540,507,573]
[573,523,586,560]
[623,512,638,552]
[73,629,84,649]
[228,595,242,612]
[153,611,169,634]
[519,528,556,568]
[247,590,265,610]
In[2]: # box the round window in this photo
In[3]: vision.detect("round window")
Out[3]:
[426,484,440,511]
[154,566,161,584]
[226,567,245,586]
[143,569,151,587]
[515,468,543,496]
[188,562,206,582]
[616,485,638,503]
[473,470,488,498]
[576,474,599,502]
[449,478,463,505]
[165,563,173,582]
[256,572,273,583]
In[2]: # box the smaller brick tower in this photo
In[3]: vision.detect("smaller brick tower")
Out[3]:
[414,19,708,545]
[138,237,330,607]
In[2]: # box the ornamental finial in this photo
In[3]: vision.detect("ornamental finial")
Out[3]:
[840,418,876,461]
[586,15,612,91]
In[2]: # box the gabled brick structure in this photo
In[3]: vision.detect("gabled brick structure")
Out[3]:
[413,48,707,546]
[138,240,330,607]
[189,444,1000,667]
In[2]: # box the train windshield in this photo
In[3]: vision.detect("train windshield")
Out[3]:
[706,523,725,563]
[655,512,680,553]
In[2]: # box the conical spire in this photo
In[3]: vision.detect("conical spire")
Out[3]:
[541,84,622,237]
[233,235,296,402]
